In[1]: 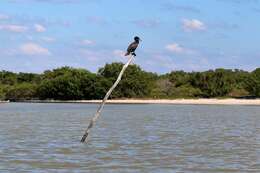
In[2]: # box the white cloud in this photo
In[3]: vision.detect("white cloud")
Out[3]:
[0,24,28,32]
[34,24,46,32]
[3,48,18,56]
[41,36,56,42]
[20,43,51,56]
[113,49,125,57]
[87,16,106,25]
[150,54,176,70]
[165,43,196,55]
[182,19,206,32]
[165,43,184,53]
[0,14,9,20]
[76,48,124,72]
[79,49,106,62]
[81,39,95,46]
[133,19,160,28]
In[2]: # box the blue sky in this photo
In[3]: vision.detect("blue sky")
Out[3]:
[0,0,259,73]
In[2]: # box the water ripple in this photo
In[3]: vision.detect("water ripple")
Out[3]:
[0,103,260,172]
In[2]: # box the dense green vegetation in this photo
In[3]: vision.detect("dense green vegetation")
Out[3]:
[0,63,259,101]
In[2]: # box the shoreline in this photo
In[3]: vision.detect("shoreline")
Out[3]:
[0,100,10,103]
[13,99,260,106]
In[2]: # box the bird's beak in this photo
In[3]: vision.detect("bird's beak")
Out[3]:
[139,39,142,42]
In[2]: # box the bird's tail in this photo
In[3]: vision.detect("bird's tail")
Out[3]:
[125,52,130,56]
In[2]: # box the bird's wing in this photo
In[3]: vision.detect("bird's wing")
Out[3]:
[127,42,139,52]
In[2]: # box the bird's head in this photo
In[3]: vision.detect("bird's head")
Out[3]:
[134,36,141,42]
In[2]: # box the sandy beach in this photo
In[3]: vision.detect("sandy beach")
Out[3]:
[17,99,260,106]
[0,101,9,103]
[74,99,260,105]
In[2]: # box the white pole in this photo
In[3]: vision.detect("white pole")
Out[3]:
[81,55,134,143]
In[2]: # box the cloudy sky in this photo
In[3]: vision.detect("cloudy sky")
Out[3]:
[0,0,259,73]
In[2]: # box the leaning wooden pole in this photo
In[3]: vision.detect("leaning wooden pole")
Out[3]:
[81,55,134,143]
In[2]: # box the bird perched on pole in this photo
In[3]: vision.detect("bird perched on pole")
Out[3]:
[125,36,141,57]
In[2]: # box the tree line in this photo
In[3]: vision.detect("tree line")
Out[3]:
[0,63,259,101]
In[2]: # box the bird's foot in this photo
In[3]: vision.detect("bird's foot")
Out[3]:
[131,52,136,57]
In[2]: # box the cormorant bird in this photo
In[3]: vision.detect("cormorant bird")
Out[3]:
[125,36,141,57]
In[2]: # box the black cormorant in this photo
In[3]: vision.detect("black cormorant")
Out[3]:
[125,36,141,57]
